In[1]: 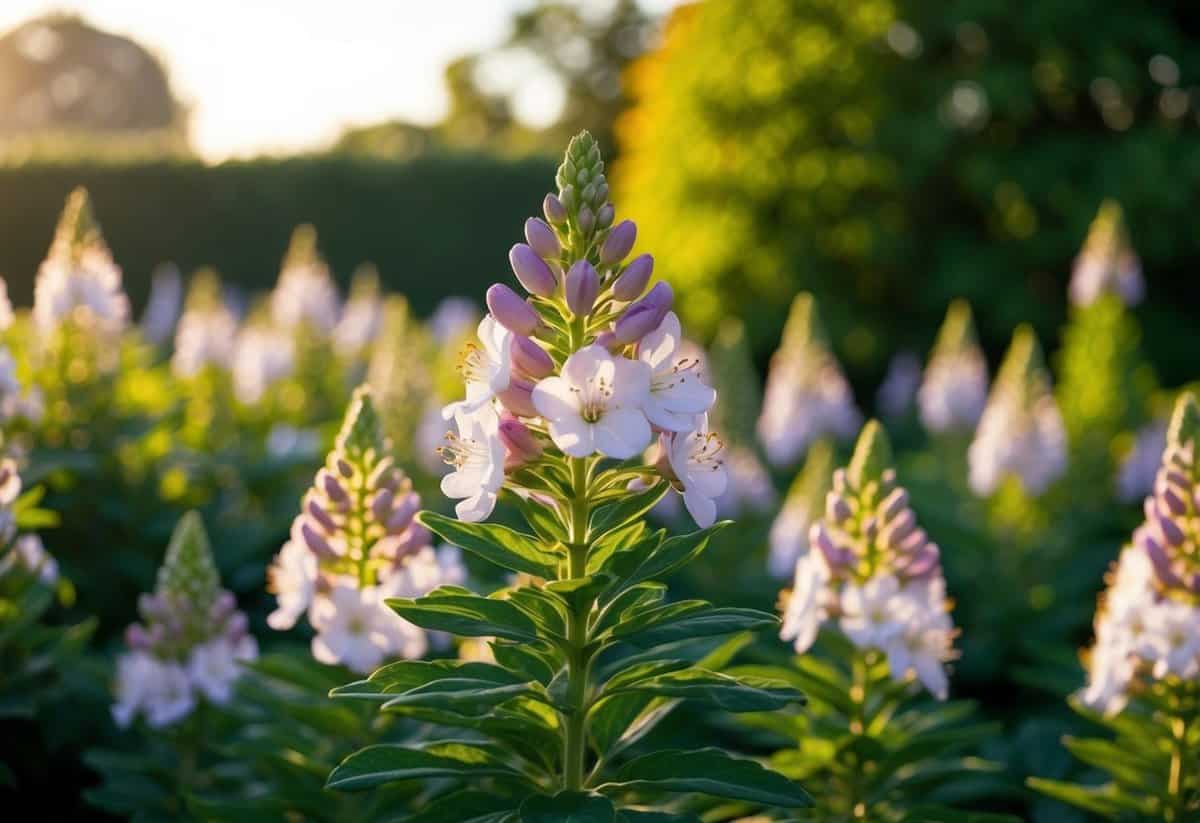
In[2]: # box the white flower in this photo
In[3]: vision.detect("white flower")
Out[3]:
[1141,599,1200,681]
[394,544,467,596]
[232,326,295,404]
[1115,420,1167,503]
[780,551,831,654]
[918,348,988,434]
[768,494,815,579]
[638,312,716,431]
[334,291,383,355]
[758,356,860,467]
[533,345,652,459]
[186,635,258,705]
[0,279,13,331]
[271,261,340,336]
[112,652,195,729]
[140,263,183,347]
[33,247,130,336]
[172,305,239,378]
[1070,250,1143,308]
[0,534,58,585]
[838,574,908,651]
[877,352,921,420]
[310,581,426,673]
[664,415,727,529]
[884,605,955,700]
[0,347,30,423]
[267,539,318,630]
[968,390,1067,497]
[442,315,513,420]
[440,405,506,522]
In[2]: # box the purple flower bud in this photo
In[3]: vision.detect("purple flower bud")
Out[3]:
[1156,479,1187,517]
[511,335,554,379]
[509,244,557,298]
[211,590,236,620]
[224,611,249,641]
[524,218,560,259]
[306,495,338,533]
[900,543,940,579]
[600,220,637,265]
[1142,528,1184,588]
[125,623,149,650]
[578,206,595,234]
[565,260,600,317]
[613,282,673,345]
[498,375,538,418]
[597,203,615,229]
[825,492,851,523]
[301,521,338,559]
[367,457,397,491]
[371,488,395,524]
[319,469,348,504]
[1155,512,1185,547]
[377,524,431,564]
[336,458,353,479]
[499,414,543,468]
[880,488,909,522]
[386,492,420,533]
[613,254,653,301]
[811,524,853,571]
[544,194,567,225]
[487,284,540,336]
[881,509,916,550]
[897,527,928,556]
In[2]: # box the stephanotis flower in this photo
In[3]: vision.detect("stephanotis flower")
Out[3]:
[442,315,513,420]
[440,406,506,522]
[662,414,728,528]
[638,312,717,431]
[533,345,652,459]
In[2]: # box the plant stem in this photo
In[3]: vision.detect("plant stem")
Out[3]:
[563,455,591,791]
[1166,712,1188,822]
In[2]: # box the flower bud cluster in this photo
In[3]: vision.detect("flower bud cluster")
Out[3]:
[1081,394,1200,715]
[232,323,296,404]
[768,441,833,579]
[334,263,384,356]
[113,513,257,729]
[32,187,130,340]
[0,461,58,586]
[267,386,465,672]
[781,422,957,699]
[758,293,860,467]
[967,325,1066,497]
[437,131,724,528]
[876,351,921,420]
[172,268,239,379]
[918,300,988,434]
[1069,200,1143,308]
[269,224,341,337]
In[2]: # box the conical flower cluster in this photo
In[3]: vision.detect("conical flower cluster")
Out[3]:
[113,513,257,728]
[32,187,130,338]
[172,268,239,379]
[334,263,384,356]
[918,300,988,434]
[139,262,183,347]
[1069,200,1143,308]
[269,224,341,337]
[968,325,1066,497]
[877,351,921,420]
[232,315,295,405]
[0,281,39,424]
[781,422,957,699]
[266,385,464,672]
[758,293,860,467]
[1081,393,1200,714]
[768,440,834,579]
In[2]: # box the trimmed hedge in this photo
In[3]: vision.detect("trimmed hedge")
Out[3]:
[0,152,556,315]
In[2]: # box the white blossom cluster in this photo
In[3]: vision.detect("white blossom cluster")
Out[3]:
[780,425,957,699]
[1069,200,1143,308]
[757,294,860,467]
[1115,419,1166,504]
[967,327,1066,497]
[0,461,58,586]
[270,259,341,337]
[768,443,833,579]
[231,325,296,404]
[267,388,467,672]
[918,301,989,434]
[172,301,240,379]
[0,283,42,424]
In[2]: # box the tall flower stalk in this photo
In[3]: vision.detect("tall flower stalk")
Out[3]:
[918,300,988,436]
[327,132,810,817]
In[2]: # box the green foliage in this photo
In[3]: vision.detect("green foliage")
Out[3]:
[615,0,1200,385]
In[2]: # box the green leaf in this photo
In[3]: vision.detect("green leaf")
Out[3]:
[610,602,777,648]
[492,641,560,685]
[520,791,616,822]
[599,668,804,713]
[594,583,667,636]
[407,790,520,823]
[508,489,569,544]
[588,482,668,540]
[616,812,699,823]
[383,676,538,718]
[601,748,811,808]
[330,659,523,700]
[601,523,729,603]
[418,511,560,577]
[388,586,541,642]
[326,742,526,792]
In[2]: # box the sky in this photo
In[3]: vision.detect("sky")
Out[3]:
[0,1,676,161]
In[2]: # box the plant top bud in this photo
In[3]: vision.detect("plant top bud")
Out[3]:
[565,260,600,317]
[600,220,637,265]
[486,283,540,336]
[524,218,561,259]
[509,243,557,297]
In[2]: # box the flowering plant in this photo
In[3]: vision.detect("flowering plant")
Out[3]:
[1031,392,1200,821]
[327,132,811,817]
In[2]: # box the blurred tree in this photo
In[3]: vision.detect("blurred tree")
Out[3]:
[0,14,189,159]
[614,0,1200,388]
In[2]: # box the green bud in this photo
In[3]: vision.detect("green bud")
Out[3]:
[335,384,387,463]
[50,186,106,262]
[847,420,894,491]
[780,292,829,353]
[283,223,323,269]
[932,299,979,358]
[1167,391,1200,453]
[155,511,221,613]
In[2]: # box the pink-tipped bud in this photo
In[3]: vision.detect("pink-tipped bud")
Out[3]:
[600,220,637,265]
[499,414,543,468]
[524,218,561,260]
[880,488,909,522]
[512,335,554,378]
[336,458,353,478]
[487,284,541,336]
[825,492,851,523]
[498,374,538,418]
[306,494,338,532]
[301,521,338,559]
[371,488,395,524]
[565,260,600,317]
[613,254,653,301]
[613,282,673,345]
[319,469,348,504]
[509,243,557,297]
[544,193,567,225]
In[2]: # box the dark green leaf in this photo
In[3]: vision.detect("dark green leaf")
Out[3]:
[602,748,811,807]
[601,523,730,603]
[599,668,804,713]
[611,603,776,648]
[407,790,519,823]
[388,586,541,642]
[327,742,526,792]
[588,483,668,540]
[418,511,561,577]
[520,790,616,822]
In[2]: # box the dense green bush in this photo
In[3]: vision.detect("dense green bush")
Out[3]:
[615,0,1200,387]
[0,152,554,314]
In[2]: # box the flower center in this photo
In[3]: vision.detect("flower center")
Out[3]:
[457,343,492,384]
[347,616,367,635]
[439,432,491,470]
[573,374,613,423]
[652,357,702,393]
[688,431,725,473]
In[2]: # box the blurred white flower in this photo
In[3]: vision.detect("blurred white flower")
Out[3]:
[140,263,183,347]
[919,301,988,434]
[428,296,480,344]
[0,534,58,585]
[266,539,318,631]
[33,246,130,337]
[780,550,830,655]
[172,304,239,378]
[186,634,258,705]
[714,446,777,518]
[877,351,921,420]
[1115,420,1166,503]
[310,580,427,673]
[232,326,295,404]
[112,652,195,729]
[271,262,340,336]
